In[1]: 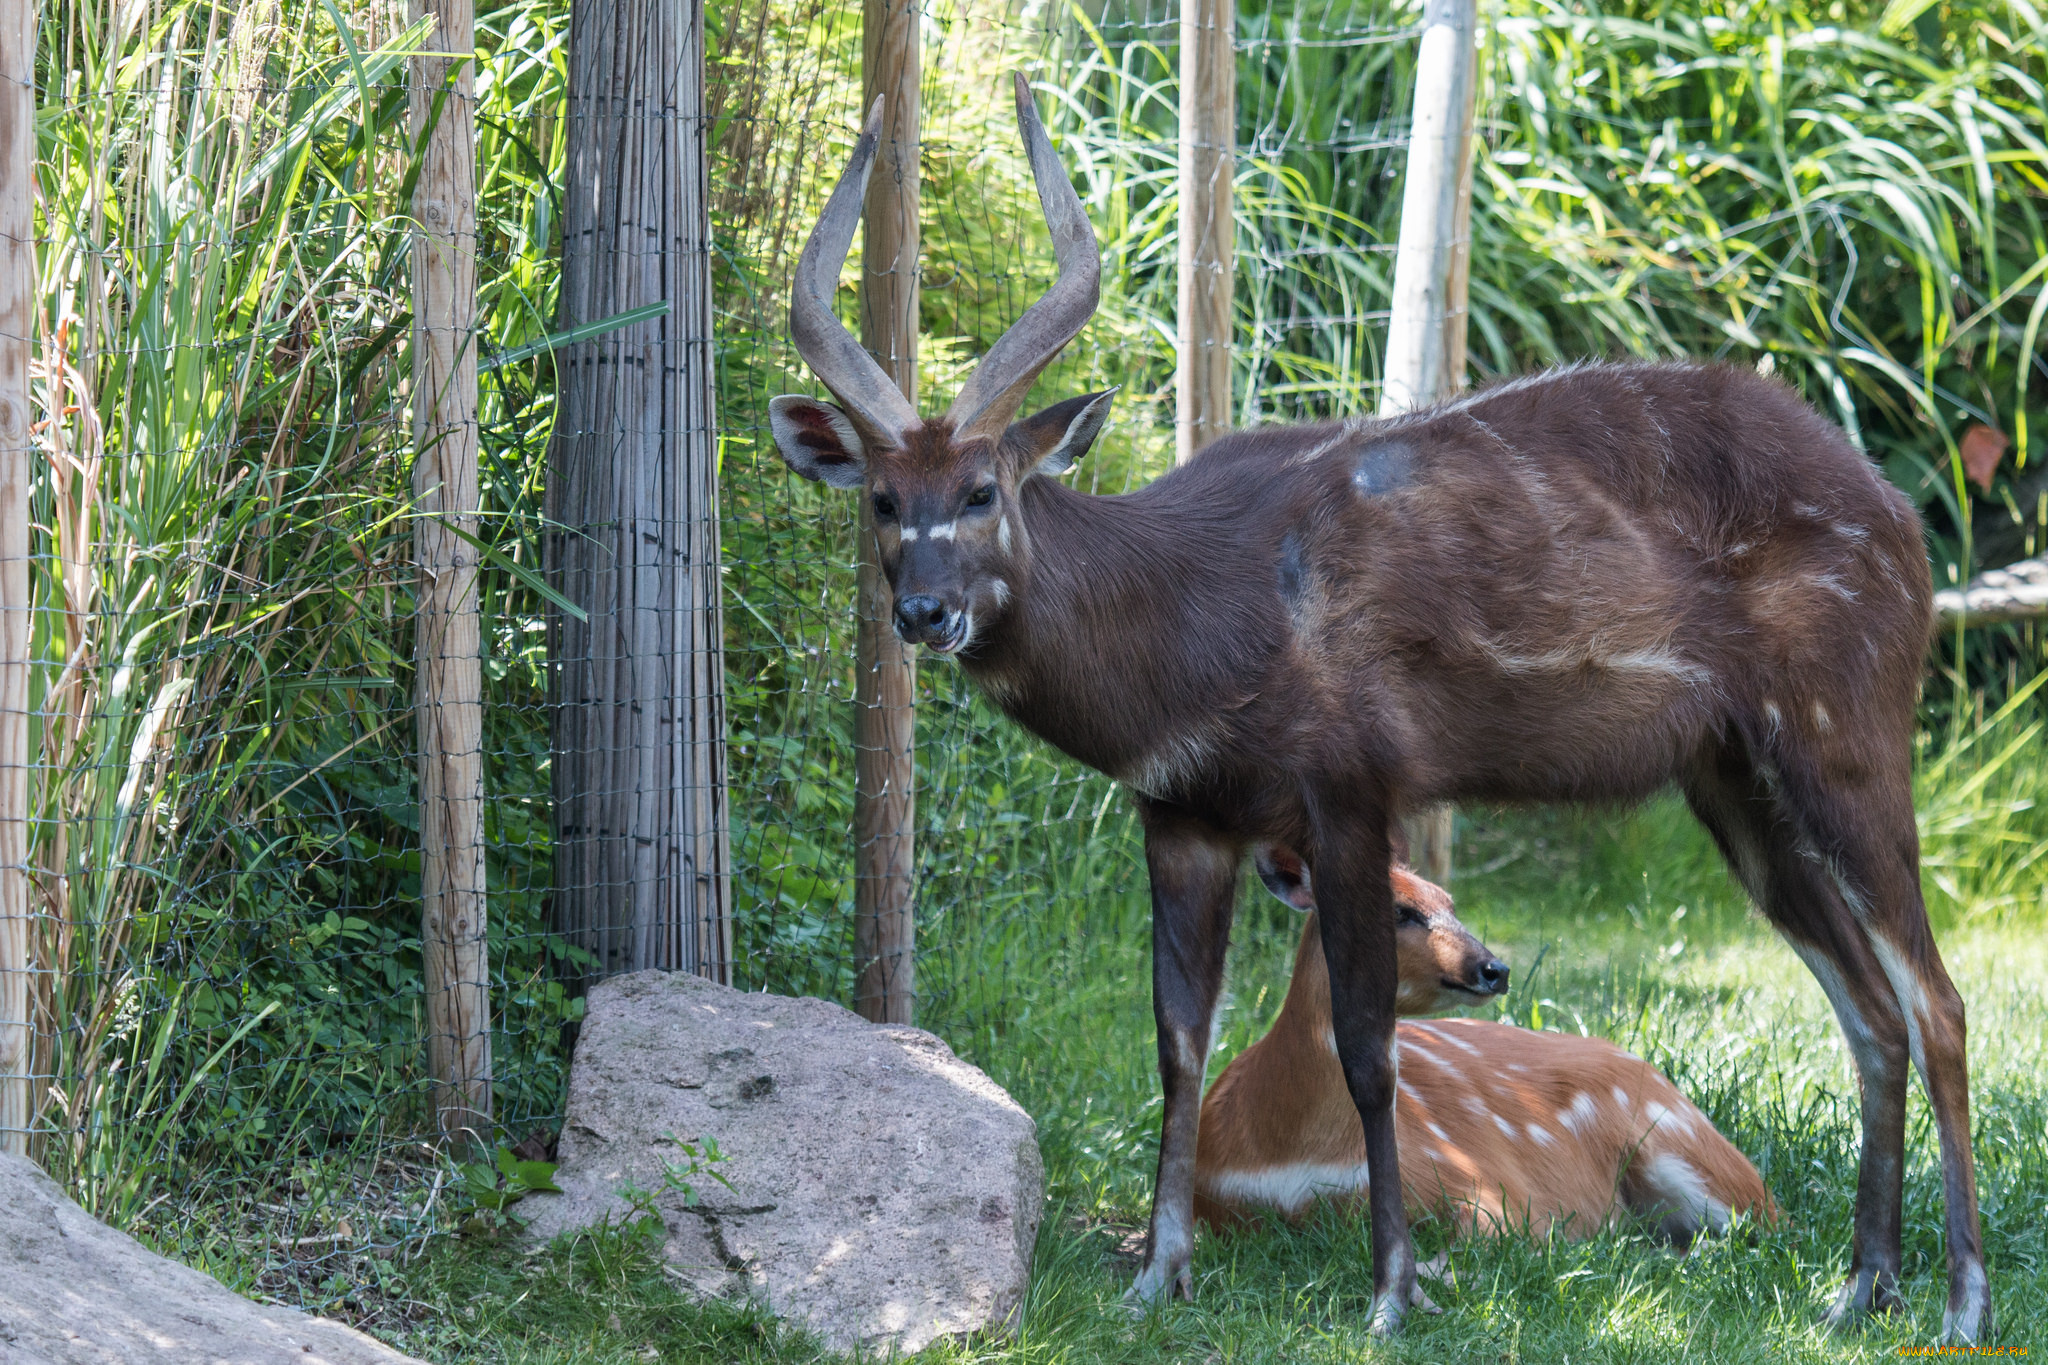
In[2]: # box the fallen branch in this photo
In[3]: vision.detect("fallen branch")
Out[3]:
[1935,556,2048,626]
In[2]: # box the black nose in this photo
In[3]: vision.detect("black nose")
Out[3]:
[893,594,947,639]
[1474,958,1510,995]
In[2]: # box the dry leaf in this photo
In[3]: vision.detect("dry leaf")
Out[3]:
[1961,423,2009,492]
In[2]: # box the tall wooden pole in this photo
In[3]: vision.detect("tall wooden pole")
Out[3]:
[0,0,33,1159]
[411,0,491,1147]
[1177,0,1235,463]
[551,0,731,989]
[853,0,918,1025]
[1382,0,1477,883]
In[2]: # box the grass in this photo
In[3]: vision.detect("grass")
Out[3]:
[350,783,2048,1364]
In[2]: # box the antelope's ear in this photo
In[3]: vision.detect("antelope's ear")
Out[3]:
[1007,388,1117,478]
[1253,845,1316,912]
[769,395,867,488]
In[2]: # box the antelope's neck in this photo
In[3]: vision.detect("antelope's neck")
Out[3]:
[961,476,1275,790]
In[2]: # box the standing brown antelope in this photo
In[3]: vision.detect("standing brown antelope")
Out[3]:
[1196,850,1777,1248]
[769,77,1987,1340]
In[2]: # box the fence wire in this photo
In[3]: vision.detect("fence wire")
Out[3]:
[10,0,1422,1322]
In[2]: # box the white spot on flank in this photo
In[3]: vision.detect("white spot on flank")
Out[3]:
[1527,1123,1555,1146]
[1462,1095,1490,1119]
[1201,1161,1369,1216]
[1419,1022,1483,1058]
[1612,1086,1632,1111]
[1427,1121,1450,1142]
[1478,640,1709,687]
[1644,1099,1693,1136]
[1811,570,1858,602]
[1643,1152,1728,1233]
[897,525,919,542]
[1399,1080,1425,1105]
[1492,1113,1518,1141]
[926,521,957,541]
[1558,1093,1598,1134]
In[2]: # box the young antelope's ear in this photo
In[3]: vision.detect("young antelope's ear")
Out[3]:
[769,395,867,488]
[1253,845,1316,912]
[1007,388,1118,478]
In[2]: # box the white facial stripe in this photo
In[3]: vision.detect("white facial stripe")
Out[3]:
[998,514,1013,553]
[926,521,957,541]
[897,525,919,542]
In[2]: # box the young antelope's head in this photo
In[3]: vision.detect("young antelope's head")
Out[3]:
[1253,846,1511,1012]
[768,77,1113,656]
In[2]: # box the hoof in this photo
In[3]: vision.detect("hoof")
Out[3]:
[1824,1267,1902,1331]
[1124,1256,1192,1309]
[1369,1290,1408,1338]
[1940,1260,1991,1345]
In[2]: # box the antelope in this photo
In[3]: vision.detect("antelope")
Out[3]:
[769,77,1986,1340]
[1196,849,1777,1249]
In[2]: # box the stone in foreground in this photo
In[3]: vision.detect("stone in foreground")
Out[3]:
[524,971,1043,1355]
[0,1150,422,1364]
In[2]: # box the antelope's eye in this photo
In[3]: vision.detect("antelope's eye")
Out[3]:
[966,485,996,509]
[872,492,898,520]
[1396,903,1426,927]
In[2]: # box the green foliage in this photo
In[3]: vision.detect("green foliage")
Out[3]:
[457,1146,564,1216]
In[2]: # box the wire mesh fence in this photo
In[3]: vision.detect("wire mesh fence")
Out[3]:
[9,0,1431,1313]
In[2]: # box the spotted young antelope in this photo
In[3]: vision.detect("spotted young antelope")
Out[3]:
[1195,850,1776,1251]
[771,78,1985,1339]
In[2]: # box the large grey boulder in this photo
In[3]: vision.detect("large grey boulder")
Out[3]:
[0,1150,421,1364]
[524,971,1043,1356]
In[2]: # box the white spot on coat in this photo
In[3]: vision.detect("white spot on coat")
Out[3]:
[1558,1092,1598,1134]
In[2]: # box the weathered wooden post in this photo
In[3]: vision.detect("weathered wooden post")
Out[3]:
[1177,0,1235,463]
[551,0,731,986]
[411,0,491,1147]
[0,0,32,1159]
[1382,0,1477,882]
[853,0,918,1024]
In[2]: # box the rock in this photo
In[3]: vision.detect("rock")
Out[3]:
[523,971,1043,1355]
[0,1150,422,1364]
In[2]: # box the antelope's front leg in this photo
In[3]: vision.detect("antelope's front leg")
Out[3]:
[1127,802,1238,1305]
[1310,805,1414,1336]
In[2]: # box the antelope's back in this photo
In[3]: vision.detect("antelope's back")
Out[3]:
[1165,361,1933,806]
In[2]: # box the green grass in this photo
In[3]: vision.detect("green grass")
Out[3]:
[354,788,2048,1364]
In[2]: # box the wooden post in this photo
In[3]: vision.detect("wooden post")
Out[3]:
[551,0,731,988]
[853,0,918,1025]
[0,0,32,1159]
[1177,0,1235,463]
[412,0,491,1147]
[1382,0,1477,883]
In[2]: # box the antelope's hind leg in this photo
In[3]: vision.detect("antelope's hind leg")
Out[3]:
[1775,759,1990,1344]
[1127,802,1239,1305]
[1685,738,1989,1342]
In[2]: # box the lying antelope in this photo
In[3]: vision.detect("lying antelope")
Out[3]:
[1196,850,1777,1247]
[772,78,1985,1339]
